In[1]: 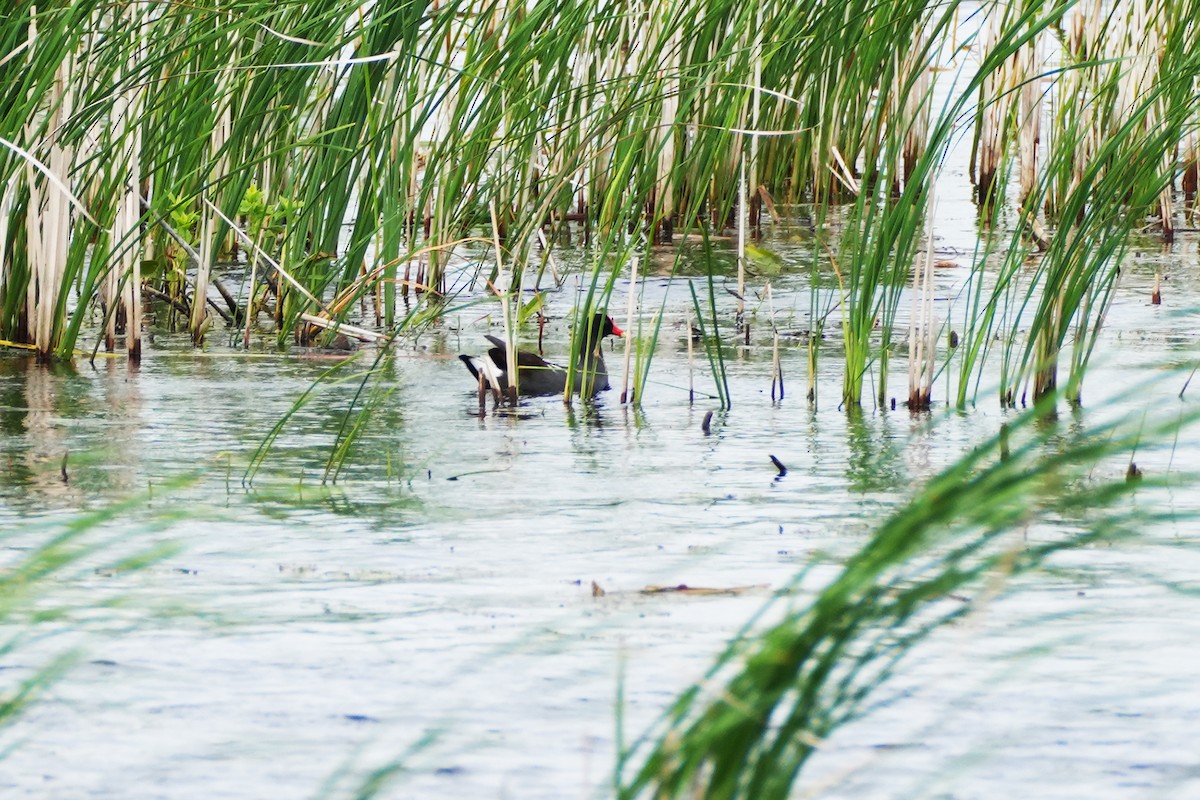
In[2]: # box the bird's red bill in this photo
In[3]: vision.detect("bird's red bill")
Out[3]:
[611,322,624,338]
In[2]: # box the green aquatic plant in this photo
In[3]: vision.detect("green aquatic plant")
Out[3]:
[5,0,1200,451]
[0,485,186,733]
[618,389,1197,798]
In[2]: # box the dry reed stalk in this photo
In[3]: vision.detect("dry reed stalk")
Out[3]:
[569,21,593,224]
[620,255,639,404]
[587,27,617,234]
[907,193,937,409]
[736,158,747,331]
[192,26,234,343]
[653,17,680,243]
[974,4,1011,203]
[491,0,516,240]
[749,22,762,231]
[424,10,463,296]
[402,87,422,299]
[243,220,264,349]
[1183,129,1199,218]
[1050,0,1100,218]
[0,174,17,301]
[23,12,74,360]
[1117,2,1173,239]
[111,4,145,360]
[489,201,517,403]
[1016,25,1041,202]
[901,32,932,184]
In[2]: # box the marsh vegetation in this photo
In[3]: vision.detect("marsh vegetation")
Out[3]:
[3,0,1200,797]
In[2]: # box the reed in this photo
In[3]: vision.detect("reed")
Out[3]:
[0,3,979,359]
[2,0,1199,416]
[619,390,1199,798]
[988,1,1200,407]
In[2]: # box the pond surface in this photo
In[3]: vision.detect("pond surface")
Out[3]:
[2,239,1200,799]
[4,48,1200,787]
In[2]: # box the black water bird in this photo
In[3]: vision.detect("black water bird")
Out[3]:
[459,313,624,397]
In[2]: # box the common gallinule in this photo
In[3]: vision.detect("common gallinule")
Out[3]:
[459,313,624,397]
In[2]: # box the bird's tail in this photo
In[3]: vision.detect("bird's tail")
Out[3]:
[459,354,481,380]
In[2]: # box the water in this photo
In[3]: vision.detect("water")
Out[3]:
[2,252,1200,799]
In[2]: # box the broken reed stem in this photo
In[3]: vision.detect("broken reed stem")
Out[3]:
[201,198,331,315]
[620,254,639,405]
[296,313,387,343]
[908,191,938,410]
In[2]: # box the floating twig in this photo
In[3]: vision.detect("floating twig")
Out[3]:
[640,583,769,596]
